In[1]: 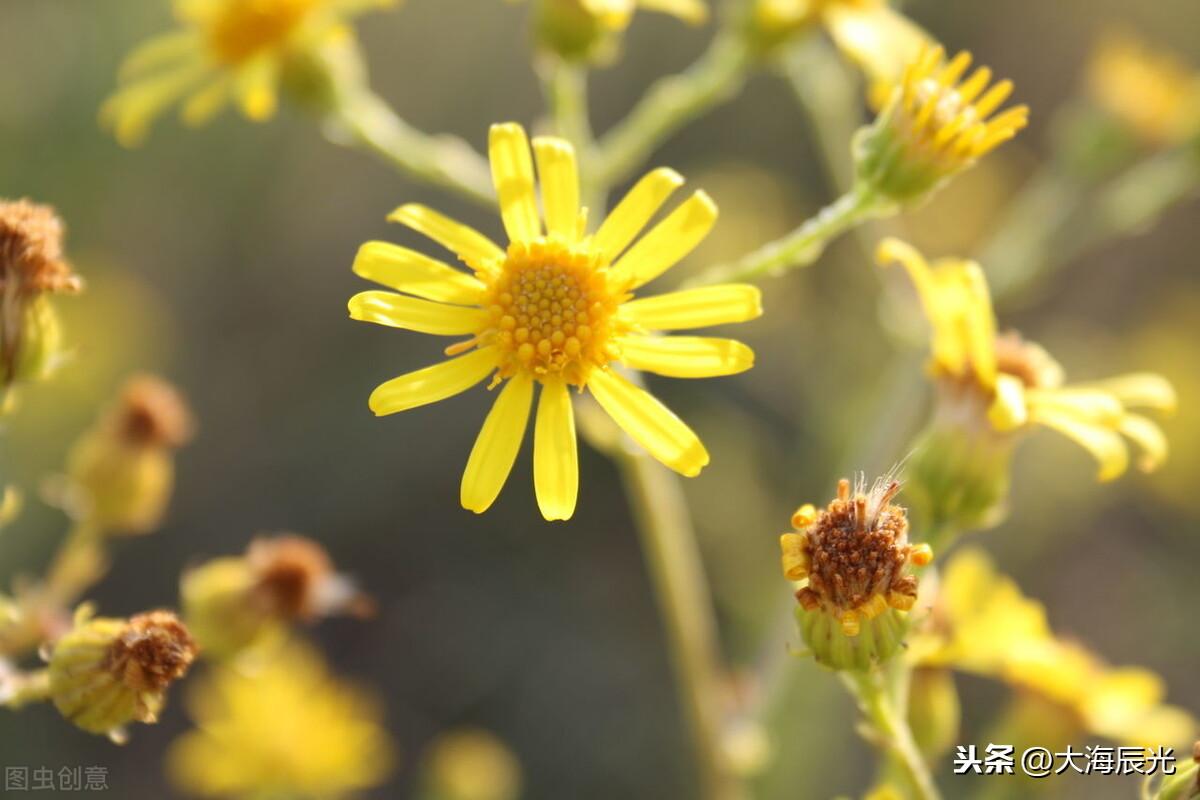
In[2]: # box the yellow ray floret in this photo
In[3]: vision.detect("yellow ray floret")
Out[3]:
[878,238,1175,481]
[1087,30,1200,146]
[349,123,761,521]
[101,0,395,146]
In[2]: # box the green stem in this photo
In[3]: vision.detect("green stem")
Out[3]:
[327,86,495,208]
[688,186,885,286]
[594,33,751,189]
[841,669,942,800]
[615,449,740,800]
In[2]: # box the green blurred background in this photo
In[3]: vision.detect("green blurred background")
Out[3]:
[1,0,1198,797]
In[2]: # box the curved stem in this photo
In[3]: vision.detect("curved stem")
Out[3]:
[326,86,495,208]
[842,669,942,800]
[687,186,885,286]
[614,447,740,800]
[594,33,751,189]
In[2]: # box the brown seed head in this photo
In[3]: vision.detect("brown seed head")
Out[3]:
[0,199,81,295]
[107,610,196,694]
[787,476,932,633]
[247,535,335,620]
[111,374,195,449]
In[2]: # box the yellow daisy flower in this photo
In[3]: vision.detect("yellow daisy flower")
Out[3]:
[1087,30,1200,148]
[102,0,395,146]
[857,46,1029,205]
[912,549,1195,748]
[878,237,1174,481]
[167,640,396,799]
[349,123,761,520]
[753,0,931,103]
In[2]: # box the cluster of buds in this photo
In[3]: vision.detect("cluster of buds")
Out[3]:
[65,374,195,535]
[182,534,371,658]
[780,476,931,670]
[46,607,196,742]
[854,46,1028,207]
[0,199,82,398]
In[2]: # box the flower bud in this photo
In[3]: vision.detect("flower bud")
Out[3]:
[781,476,931,671]
[182,534,370,658]
[854,46,1028,206]
[0,199,81,396]
[65,375,194,535]
[420,728,523,800]
[48,607,196,741]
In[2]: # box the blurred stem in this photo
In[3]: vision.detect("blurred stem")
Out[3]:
[539,58,604,215]
[842,669,941,800]
[326,85,495,208]
[593,32,751,189]
[0,668,50,709]
[687,186,885,286]
[44,521,107,609]
[615,447,739,800]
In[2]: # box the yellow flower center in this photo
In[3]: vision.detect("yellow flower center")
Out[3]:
[204,0,321,64]
[479,239,623,387]
[914,78,977,131]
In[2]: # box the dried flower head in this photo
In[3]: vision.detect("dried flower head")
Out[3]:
[48,607,196,740]
[0,200,81,296]
[182,534,370,658]
[855,46,1028,204]
[780,476,931,670]
[111,374,196,449]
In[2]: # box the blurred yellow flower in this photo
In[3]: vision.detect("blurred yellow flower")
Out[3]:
[1087,31,1200,147]
[912,549,1195,747]
[420,728,523,800]
[349,122,761,520]
[168,641,395,799]
[101,0,395,146]
[878,237,1174,481]
[754,0,930,104]
[539,0,707,30]
[856,47,1028,205]
[780,476,932,669]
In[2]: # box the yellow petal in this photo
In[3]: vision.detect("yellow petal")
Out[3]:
[617,336,754,378]
[1118,413,1168,472]
[1025,388,1124,426]
[587,369,709,476]
[353,241,486,304]
[620,284,762,330]
[368,347,498,415]
[1084,372,1177,413]
[533,137,581,243]
[489,123,540,243]
[594,168,684,262]
[180,75,233,127]
[824,2,931,100]
[118,30,203,81]
[235,58,277,121]
[100,62,210,147]
[1030,408,1129,481]
[957,261,997,387]
[348,291,488,335]
[533,379,578,521]
[987,373,1028,431]
[611,191,717,289]
[637,0,709,24]
[388,204,504,272]
[461,374,534,514]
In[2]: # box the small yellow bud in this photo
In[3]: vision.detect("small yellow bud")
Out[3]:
[66,375,194,536]
[421,728,523,800]
[790,503,817,529]
[48,608,196,741]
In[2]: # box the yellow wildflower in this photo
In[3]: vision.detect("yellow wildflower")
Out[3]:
[856,46,1028,205]
[780,476,932,669]
[101,0,395,146]
[1087,31,1200,147]
[349,122,761,520]
[753,0,931,103]
[878,238,1174,482]
[167,641,395,799]
[913,549,1195,747]
[47,607,196,742]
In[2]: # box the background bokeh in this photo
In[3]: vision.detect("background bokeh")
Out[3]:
[1,0,1197,797]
